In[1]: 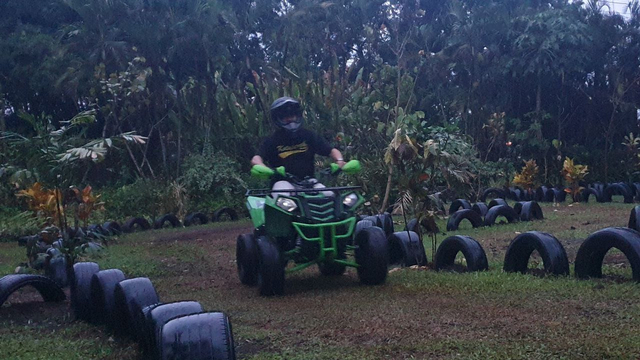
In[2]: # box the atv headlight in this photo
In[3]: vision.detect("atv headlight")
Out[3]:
[276,197,298,212]
[343,193,359,208]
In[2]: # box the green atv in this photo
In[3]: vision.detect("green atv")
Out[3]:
[236,160,389,296]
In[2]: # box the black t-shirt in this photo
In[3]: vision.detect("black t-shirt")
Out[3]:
[259,129,333,179]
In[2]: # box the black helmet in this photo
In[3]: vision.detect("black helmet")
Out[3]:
[270,97,304,133]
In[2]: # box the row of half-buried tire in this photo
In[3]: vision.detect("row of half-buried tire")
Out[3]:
[480,186,567,203]
[435,227,640,281]
[95,207,240,235]
[447,200,543,231]
[70,262,236,359]
[580,182,639,203]
[481,182,640,205]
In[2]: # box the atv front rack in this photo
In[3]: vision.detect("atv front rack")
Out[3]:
[286,217,358,272]
[245,186,361,197]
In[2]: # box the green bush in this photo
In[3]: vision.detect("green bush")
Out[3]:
[100,178,175,221]
[0,210,42,242]
[180,150,248,213]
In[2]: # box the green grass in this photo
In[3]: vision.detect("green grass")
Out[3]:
[0,323,138,360]
[0,245,25,274]
[3,203,640,359]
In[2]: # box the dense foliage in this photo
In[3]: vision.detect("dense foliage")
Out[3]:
[1,0,639,218]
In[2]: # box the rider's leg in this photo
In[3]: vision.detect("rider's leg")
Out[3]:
[312,181,335,197]
[271,180,296,199]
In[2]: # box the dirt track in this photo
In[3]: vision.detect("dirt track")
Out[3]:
[3,205,640,359]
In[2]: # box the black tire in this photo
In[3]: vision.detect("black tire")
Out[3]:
[123,217,151,233]
[405,218,422,239]
[628,206,640,232]
[483,205,518,227]
[535,186,547,202]
[354,219,375,239]
[376,213,395,236]
[236,233,258,286]
[553,188,567,203]
[113,277,160,340]
[634,183,640,202]
[146,301,204,359]
[591,182,606,193]
[480,187,506,202]
[184,212,209,226]
[539,186,555,202]
[508,187,522,201]
[255,236,285,296]
[434,235,488,272]
[488,198,508,209]
[139,302,165,356]
[355,227,389,285]
[603,183,634,203]
[471,202,489,217]
[153,213,182,229]
[88,224,108,236]
[580,187,601,203]
[519,201,544,221]
[388,231,427,267]
[446,209,483,231]
[102,221,122,235]
[213,207,239,222]
[160,312,236,360]
[362,215,382,227]
[503,231,569,276]
[71,262,100,322]
[45,255,68,288]
[90,269,126,326]
[575,227,640,281]
[448,199,472,215]
[625,182,637,197]
[512,202,524,216]
[0,274,66,307]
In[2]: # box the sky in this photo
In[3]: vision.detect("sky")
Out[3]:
[600,0,632,18]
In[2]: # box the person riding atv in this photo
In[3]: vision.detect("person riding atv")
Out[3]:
[239,97,390,296]
[250,96,346,192]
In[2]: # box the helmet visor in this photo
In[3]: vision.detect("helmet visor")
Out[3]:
[272,102,302,124]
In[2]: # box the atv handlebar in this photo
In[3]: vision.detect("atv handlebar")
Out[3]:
[250,159,361,180]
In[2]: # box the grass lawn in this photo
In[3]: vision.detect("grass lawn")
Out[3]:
[2,201,640,359]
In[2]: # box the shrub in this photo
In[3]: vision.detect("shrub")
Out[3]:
[180,150,247,213]
[562,157,588,202]
[512,159,539,191]
[0,210,43,242]
[101,178,172,221]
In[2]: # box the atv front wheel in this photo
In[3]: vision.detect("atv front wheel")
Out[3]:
[236,234,258,285]
[256,236,285,296]
[355,227,389,285]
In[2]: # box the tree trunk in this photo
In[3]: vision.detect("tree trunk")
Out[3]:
[159,128,168,173]
[380,164,394,214]
[176,119,182,179]
[139,126,156,179]
[118,124,145,177]
[536,77,542,117]
[0,103,5,155]
[604,103,618,182]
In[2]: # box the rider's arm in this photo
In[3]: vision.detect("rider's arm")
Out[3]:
[330,148,346,168]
